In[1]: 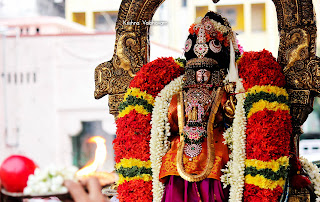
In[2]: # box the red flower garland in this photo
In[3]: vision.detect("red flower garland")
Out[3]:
[117,180,153,202]
[239,50,291,201]
[114,111,152,162]
[114,57,184,202]
[246,109,291,161]
[130,57,183,97]
[238,49,286,90]
[244,184,283,202]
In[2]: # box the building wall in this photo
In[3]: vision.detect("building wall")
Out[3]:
[36,0,65,18]
[65,0,319,57]
[0,34,117,170]
[65,0,121,29]
[0,0,65,18]
[0,31,181,169]
[0,0,37,18]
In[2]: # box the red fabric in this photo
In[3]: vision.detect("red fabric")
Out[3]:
[161,175,228,202]
[290,174,311,189]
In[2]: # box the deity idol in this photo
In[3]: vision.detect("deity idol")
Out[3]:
[158,12,241,202]
[114,8,315,202]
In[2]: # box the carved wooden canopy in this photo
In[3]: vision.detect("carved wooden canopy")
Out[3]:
[94,0,319,120]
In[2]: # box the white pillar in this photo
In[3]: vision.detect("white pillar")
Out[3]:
[244,1,252,34]
[85,11,95,29]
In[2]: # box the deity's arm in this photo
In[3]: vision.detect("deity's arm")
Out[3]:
[222,83,236,127]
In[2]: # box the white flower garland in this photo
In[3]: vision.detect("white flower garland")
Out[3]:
[23,165,78,195]
[150,75,184,202]
[221,80,247,202]
[300,156,320,201]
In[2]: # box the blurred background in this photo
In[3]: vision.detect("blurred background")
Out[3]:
[0,0,319,172]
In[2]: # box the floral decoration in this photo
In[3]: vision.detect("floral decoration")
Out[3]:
[237,49,286,90]
[150,75,184,202]
[300,156,320,201]
[117,180,153,202]
[238,50,291,202]
[113,57,184,202]
[221,79,247,202]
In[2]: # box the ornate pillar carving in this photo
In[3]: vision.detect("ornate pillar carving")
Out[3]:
[271,0,319,200]
[272,0,319,156]
[94,0,164,116]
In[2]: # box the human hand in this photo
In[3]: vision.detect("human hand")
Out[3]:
[65,177,109,202]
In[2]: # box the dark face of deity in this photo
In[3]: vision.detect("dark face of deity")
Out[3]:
[196,69,211,84]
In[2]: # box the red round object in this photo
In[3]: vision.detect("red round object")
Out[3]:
[0,155,37,192]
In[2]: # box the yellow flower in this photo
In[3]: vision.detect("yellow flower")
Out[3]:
[117,174,152,185]
[246,85,288,98]
[116,159,151,169]
[174,60,184,68]
[245,156,289,172]
[247,100,290,118]
[245,174,285,190]
[123,88,155,106]
[118,105,150,118]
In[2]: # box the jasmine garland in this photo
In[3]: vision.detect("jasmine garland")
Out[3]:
[221,79,247,202]
[150,75,184,202]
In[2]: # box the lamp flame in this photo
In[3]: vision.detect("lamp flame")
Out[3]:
[76,136,107,177]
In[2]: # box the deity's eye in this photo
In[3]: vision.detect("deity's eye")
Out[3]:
[185,39,192,52]
[209,39,222,53]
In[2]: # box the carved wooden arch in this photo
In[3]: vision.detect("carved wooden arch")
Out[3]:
[94,0,319,122]
[94,0,164,115]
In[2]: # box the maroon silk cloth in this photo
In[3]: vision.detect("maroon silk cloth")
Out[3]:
[161,176,229,202]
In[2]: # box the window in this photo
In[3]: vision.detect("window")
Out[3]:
[33,72,36,83]
[14,73,17,84]
[94,11,117,32]
[73,12,86,26]
[182,0,187,7]
[251,4,266,32]
[217,5,244,32]
[7,73,11,84]
[27,73,30,83]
